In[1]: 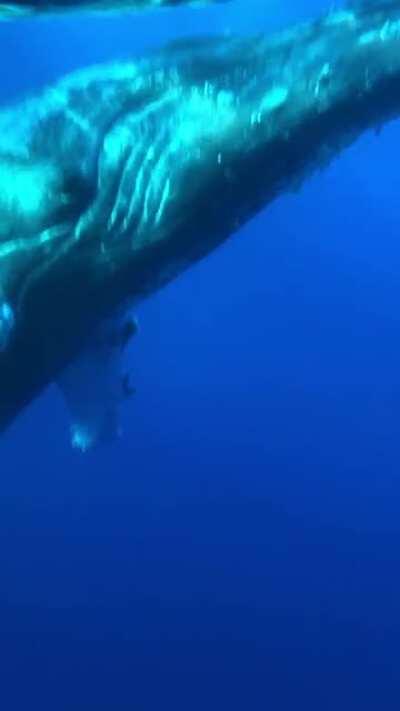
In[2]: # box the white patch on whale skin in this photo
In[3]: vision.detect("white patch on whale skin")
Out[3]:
[57,312,138,452]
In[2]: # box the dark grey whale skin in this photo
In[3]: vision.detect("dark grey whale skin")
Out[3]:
[0,0,228,16]
[1,1,400,433]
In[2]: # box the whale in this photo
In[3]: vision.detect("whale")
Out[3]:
[1,0,400,447]
[0,0,229,19]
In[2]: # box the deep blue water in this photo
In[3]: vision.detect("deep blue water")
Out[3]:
[2,2,400,709]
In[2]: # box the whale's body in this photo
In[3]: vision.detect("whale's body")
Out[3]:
[1,1,400,444]
[0,0,228,18]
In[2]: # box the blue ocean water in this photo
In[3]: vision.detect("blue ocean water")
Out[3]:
[1,2,400,709]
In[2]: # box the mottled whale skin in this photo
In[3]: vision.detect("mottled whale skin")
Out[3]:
[0,0,228,18]
[1,1,400,443]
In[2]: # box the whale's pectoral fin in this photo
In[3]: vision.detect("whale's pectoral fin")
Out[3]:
[56,313,138,452]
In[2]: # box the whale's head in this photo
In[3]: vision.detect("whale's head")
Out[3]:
[0,150,95,348]
[0,155,68,237]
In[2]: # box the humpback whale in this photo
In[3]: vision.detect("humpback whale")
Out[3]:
[1,0,400,447]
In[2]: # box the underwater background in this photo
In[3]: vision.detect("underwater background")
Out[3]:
[2,1,400,709]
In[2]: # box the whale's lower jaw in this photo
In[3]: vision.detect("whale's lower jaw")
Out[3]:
[1,1,400,438]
